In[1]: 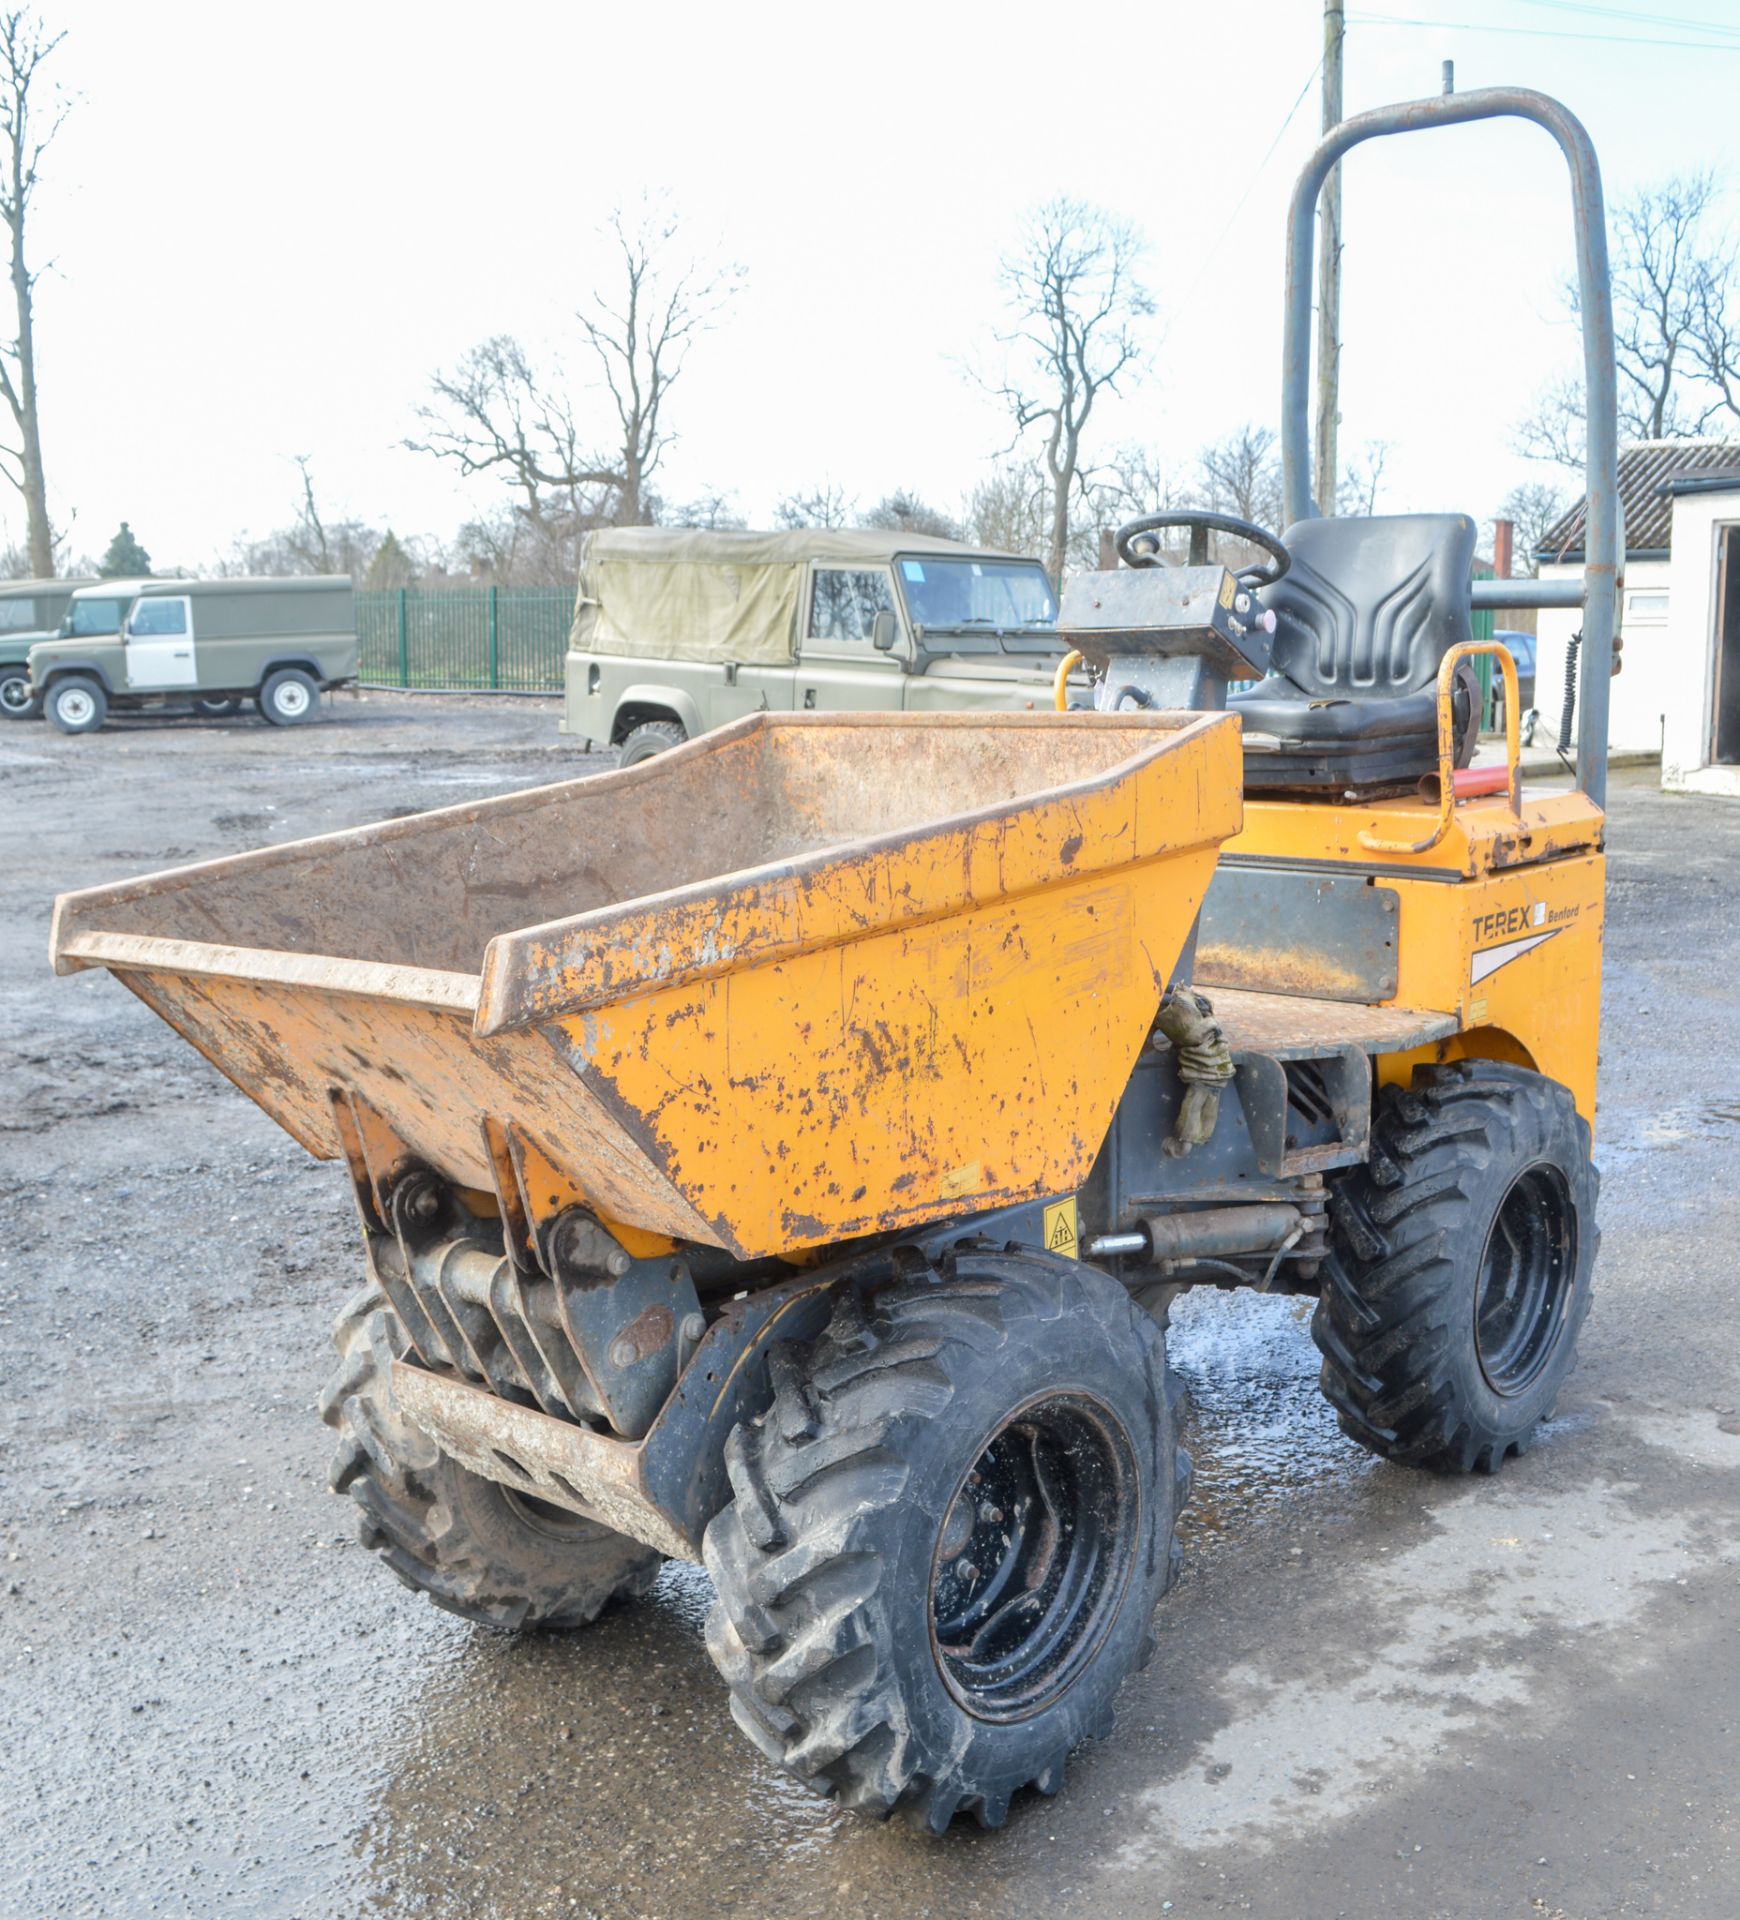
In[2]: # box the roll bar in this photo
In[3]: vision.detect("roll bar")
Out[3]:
[1279,86,1619,807]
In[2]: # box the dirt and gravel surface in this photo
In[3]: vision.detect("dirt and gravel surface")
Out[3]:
[3,692,1737,1920]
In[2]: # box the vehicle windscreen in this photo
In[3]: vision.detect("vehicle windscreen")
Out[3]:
[61,598,130,638]
[895,557,1056,633]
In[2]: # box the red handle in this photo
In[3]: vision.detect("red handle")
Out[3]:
[1452,764,1511,798]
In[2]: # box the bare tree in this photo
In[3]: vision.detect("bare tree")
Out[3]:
[408,200,741,546]
[1516,372,1588,472]
[962,461,1048,559]
[1097,444,1184,520]
[657,488,746,531]
[1521,172,1734,466]
[1488,481,1573,576]
[1339,439,1390,518]
[0,12,66,577]
[775,482,856,530]
[991,199,1151,585]
[453,501,565,585]
[1070,444,1188,572]
[408,334,614,538]
[860,489,960,540]
[284,456,379,575]
[1197,424,1284,527]
[1688,240,1740,424]
[967,444,1188,574]
[1609,174,1727,438]
[225,458,380,579]
[577,201,741,526]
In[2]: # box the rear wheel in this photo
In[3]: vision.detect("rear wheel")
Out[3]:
[44,675,107,735]
[618,718,685,766]
[703,1247,1187,1830]
[258,668,320,726]
[1313,1062,1597,1473]
[319,1285,663,1628]
[0,665,38,720]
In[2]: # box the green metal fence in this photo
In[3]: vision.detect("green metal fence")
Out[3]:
[357,587,576,691]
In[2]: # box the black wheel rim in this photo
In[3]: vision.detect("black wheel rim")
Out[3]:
[929,1392,1139,1723]
[1474,1163,1577,1397]
[0,675,29,714]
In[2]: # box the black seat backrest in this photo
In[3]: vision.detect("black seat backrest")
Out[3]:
[1259,512,1476,699]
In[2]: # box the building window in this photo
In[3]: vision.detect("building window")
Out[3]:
[1625,590,1669,624]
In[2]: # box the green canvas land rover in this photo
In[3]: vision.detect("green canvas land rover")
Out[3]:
[0,578,95,720]
[561,528,1069,762]
[28,576,359,734]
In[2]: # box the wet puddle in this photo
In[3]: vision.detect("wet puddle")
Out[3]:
[336,1287,1368,1916]
[1164,1285,1376,1542]
[1595,1097,1740,1161]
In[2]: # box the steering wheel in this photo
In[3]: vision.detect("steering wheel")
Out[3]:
[1115,510,1292,589]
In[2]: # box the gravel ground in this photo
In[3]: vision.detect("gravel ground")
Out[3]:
[2,691,1737,1920]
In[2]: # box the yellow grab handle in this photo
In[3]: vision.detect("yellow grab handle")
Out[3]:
[1358,641,1523,856]
[1054,649,1085,713]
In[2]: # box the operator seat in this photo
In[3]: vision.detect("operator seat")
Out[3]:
[1233,512,1478,793]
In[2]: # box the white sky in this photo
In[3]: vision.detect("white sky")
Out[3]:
[20,0,1740,571]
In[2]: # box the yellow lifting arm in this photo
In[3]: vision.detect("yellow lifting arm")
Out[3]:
[1358,641,1522,857]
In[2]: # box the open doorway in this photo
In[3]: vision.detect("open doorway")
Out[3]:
[1717,527,1740,764]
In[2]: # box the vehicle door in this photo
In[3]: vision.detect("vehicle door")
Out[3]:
[795,567,907,712]
[124,596,197,690]
[0,593,44,673]
[695,657,799,729]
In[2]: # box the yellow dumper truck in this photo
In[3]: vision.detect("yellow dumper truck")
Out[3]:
[51,86,1616,1831]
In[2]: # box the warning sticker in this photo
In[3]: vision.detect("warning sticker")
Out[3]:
[1043,1197,1079,1256]
[1217,571,1236,609]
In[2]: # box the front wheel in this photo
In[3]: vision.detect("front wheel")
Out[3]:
[44,675,108,734]
[318,1286,664,1628]
[257,668,321,726]
[0,666,39,720]
[703,1248,1188,1831]
[1314,1062,1598,1473]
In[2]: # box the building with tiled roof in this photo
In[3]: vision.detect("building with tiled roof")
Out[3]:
[1535,439,1740,770]
[1537,439,1740,564]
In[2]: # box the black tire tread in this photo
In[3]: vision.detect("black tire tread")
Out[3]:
[618,719,686,765]
[1312,1061,1597,1473]
[703,1250,1187,1831]
[320,1286,662,1629]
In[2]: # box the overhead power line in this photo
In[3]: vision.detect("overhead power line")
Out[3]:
[1518,0,1740,40]
[1197,56,1325,277]
[1151,51,1326,356]
[1348,10,1740,50]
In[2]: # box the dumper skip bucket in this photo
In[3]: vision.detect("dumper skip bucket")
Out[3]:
[52,711,1242,1259]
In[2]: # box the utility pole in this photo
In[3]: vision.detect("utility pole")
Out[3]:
[1314,0,1345,517]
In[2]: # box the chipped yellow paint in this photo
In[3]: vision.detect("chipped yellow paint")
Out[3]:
[559,852,1225,1257]
[59,710,1243,1264]
[500,1126,679,1260]
[1231,785,1605,1127]
[1230,784,1602,878]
